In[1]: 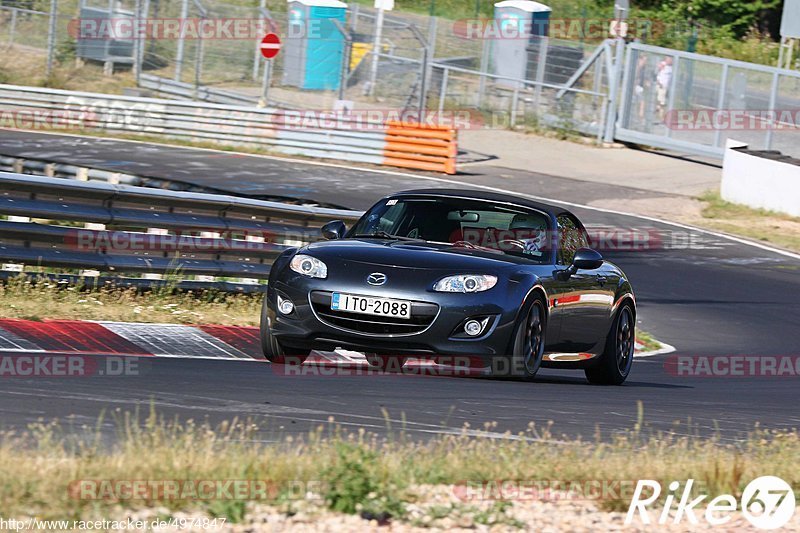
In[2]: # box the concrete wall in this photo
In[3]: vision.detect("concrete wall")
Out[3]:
[721,140,800,218]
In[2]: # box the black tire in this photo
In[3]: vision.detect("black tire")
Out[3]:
[492,296,546,381]
[366,354,406,372]
[585,302,635,385]
[260,294,308,365]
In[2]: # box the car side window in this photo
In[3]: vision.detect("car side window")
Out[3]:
[557,214,588,265]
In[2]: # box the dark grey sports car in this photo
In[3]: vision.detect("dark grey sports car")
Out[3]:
[261,189,636,384]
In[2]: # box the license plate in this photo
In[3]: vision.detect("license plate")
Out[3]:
[331,293,411,319]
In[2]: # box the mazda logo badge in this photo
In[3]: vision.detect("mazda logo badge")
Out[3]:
[367,273,387,285]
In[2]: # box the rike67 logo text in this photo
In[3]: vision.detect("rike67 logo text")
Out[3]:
[626,476,795,530]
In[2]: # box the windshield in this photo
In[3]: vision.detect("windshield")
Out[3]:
[349,196,553,262]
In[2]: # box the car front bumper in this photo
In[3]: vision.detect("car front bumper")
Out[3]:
[264,277,523,359]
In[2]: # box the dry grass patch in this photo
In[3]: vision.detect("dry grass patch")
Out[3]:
[0,276,262,326]
[696,191,800,253]
[0,407,798,525]
[0,44,135,93]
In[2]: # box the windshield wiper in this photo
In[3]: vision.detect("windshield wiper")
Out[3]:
[353,230,424,242]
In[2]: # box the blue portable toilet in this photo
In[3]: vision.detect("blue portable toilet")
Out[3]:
[282,0,348,91]
[491,1,551,86]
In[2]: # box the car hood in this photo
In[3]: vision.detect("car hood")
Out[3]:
[304,238,537,272]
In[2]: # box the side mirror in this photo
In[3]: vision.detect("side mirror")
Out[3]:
[573,247,604,270]
[557,248,603,280]
[321,220,346,240]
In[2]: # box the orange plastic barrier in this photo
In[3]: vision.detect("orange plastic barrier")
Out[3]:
[383,120,457,174]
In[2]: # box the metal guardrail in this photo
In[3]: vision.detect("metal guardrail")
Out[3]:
[0,156,143,186]
[0,172,362,288]
[0,84,459,174]
[139,74,262,107]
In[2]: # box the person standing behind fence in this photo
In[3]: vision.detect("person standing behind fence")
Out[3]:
[634,53,648,120]
[656,57,673,120]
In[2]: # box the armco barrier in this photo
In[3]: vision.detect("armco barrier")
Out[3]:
[0,84,459,174]
[0,171,362,289]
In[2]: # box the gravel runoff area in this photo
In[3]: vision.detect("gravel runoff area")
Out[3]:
[94,484,798,532]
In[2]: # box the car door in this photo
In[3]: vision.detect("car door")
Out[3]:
[554,214,613,353]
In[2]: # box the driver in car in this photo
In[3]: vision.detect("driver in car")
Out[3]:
[508,214,548,256]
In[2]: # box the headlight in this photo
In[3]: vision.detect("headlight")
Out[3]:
[290,254,328,279]
[433,274,497,293]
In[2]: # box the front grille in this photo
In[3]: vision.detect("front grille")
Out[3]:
[310,291,438,335]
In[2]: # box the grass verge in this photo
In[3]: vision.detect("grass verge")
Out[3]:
[633,330,663,353]
[697,191,800,253]
[0,408,798,527]
[0,276,262,326]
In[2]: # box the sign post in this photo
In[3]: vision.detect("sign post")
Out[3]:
[259,33,282,105]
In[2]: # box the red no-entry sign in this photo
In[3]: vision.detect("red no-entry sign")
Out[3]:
[260,33,281,59]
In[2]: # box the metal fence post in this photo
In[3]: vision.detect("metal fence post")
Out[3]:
[603,39,625,143]
[337,23,353,102]
[664,55,679,138]
[438,66,448,115]
[330,18,353,102]
[261,59,272,104]
[616,44,634,130]
[765,72,780,150]
[104,0,114,73]
[367,5,385,96]
[8,8,18,46]
[139,0,150,76]
[351,3,359,32]
[174,0,189,81]
[477,37,490,108]
[405,24,430,121]
[712,64,729,148]
[46,0,58,77]
[252,0,266,81]
[133,0,142,83]
[597,97,609,145]
[419,40,429,120]
[510,85,519,127]
[427,15,437,58]
[532,37,548,113]
[194,12,206,99]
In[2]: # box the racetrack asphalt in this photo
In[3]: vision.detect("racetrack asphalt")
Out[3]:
[0,130,798,441]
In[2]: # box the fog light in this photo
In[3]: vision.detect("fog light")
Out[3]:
[464,319,484,337]
[277,295,294,315]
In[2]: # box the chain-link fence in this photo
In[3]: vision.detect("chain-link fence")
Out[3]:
[1,0,607,126]
[3,1,798,159]
[1,0,73,76]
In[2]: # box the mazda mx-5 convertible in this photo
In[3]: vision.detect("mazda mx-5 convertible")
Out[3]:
[261,189,636,385]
